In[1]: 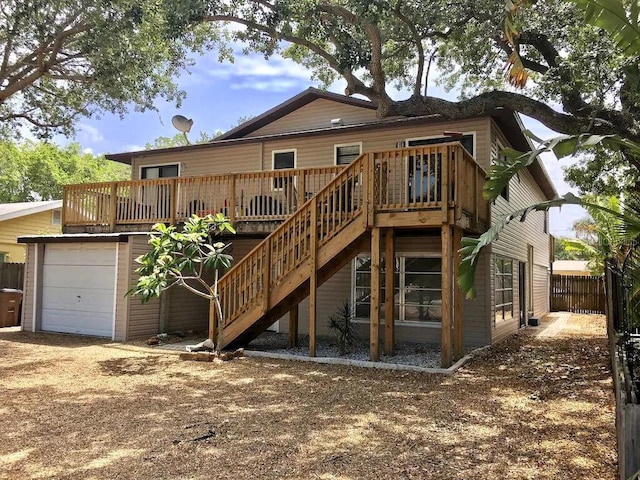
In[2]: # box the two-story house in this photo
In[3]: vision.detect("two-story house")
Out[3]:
[18,88,556,367]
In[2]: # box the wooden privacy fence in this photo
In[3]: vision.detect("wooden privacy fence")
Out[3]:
[0,263,24,290]
[551,274,605,314]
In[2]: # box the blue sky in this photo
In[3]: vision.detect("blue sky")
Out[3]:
[69,51,585,237]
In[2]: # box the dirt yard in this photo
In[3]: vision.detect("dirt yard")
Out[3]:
[0,314,616,479]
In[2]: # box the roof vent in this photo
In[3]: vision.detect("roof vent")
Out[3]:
[330,118,343,127]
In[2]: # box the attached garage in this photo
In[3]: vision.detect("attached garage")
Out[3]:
[42,243,116,337]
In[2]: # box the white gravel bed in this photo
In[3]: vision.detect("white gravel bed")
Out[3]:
[246,332,443,368]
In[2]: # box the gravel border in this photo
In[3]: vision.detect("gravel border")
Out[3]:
[247,332,459,369]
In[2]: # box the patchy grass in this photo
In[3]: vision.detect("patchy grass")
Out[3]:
[0,314,615,479]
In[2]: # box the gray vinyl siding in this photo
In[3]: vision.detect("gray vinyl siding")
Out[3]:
[533,264,550,316]
[248,98,381,136]
[165,237,263,333]
[489,120,551,343]
[129,118,492,179]
[127,235,160,338]
[21,244,36,332]
[131,143,263,180]
[276,234,489,347]
[259,118,492,171]
[113,241,130,341]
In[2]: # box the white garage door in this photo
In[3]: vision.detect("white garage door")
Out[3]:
[42,243,116,337]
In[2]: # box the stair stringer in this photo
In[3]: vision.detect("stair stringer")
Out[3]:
[220,224,370,349]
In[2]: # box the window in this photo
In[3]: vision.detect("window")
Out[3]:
[272,150,296,189]
[335,144,362,165]
[51,209,61,225]
[0,253,6,263]
[353,255,442,323]
[495,257,514,322]
[140,164,179,179]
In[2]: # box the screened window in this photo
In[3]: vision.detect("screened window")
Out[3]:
[354,255,441,323]
[495,257,514,321]
[141,164,179,179]
[335,144,361,165]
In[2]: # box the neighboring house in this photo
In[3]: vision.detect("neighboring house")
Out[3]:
[553,260,591,276]
[0,201,62,263]
[18,88,556,367]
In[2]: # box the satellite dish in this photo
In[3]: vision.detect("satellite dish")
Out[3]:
[171,115,194,145]
[171,115,193,133]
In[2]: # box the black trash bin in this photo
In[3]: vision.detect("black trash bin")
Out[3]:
[0,288,23,327]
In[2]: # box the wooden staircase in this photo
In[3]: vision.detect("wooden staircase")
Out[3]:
[212,143,488,353]
[215,154,370,349]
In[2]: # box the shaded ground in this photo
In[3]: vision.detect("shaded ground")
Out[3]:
[0,314,615,479]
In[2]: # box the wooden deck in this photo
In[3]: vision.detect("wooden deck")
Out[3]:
[63,144,488,234]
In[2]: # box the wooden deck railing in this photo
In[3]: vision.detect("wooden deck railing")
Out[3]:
[63,143,488,232]
[216,155,368,341]
[370,143,488,223]
[63,166,344,229]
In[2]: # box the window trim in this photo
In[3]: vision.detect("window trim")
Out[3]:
[138,162,181,180]
[334,142,363,166]
[495,256,514,323]
[351,252,443,326]
[271,149,297,191]
[406,132,476,157]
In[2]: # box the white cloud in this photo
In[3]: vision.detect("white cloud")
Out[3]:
[77,123,105,144]
[82,147,93,155]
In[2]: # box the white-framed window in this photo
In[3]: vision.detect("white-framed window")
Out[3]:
[353,254,442,324]
[495,256,514,322]
[272,149,296,189]
[51,209,62,225]
[140,163,180,180]
[334,143,362,165]
[0,252,6,263]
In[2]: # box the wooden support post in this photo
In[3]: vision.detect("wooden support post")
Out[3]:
[169,178,177,225]
[229,174,236,224]
[441,146,450,224]
[384,228,395,356]
[109,183,118,232]
[263,238,271,313]
[453,226,464,361]
[366,153,375,227]
[474,165,479,225]
[288,304,299,348]
[370,227,381,361]
[441,225,453,368]
[298,172,306,209]
[309,197,318,357]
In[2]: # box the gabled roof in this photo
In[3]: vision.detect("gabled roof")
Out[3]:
[0,200,62,222]
[216,87,377,140]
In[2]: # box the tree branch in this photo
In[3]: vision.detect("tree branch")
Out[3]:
[385,91,640,142]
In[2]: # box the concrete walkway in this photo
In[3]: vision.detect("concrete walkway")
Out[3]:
[531,311,573,338]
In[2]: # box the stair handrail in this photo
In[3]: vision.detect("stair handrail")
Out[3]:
[215,153,371,336]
